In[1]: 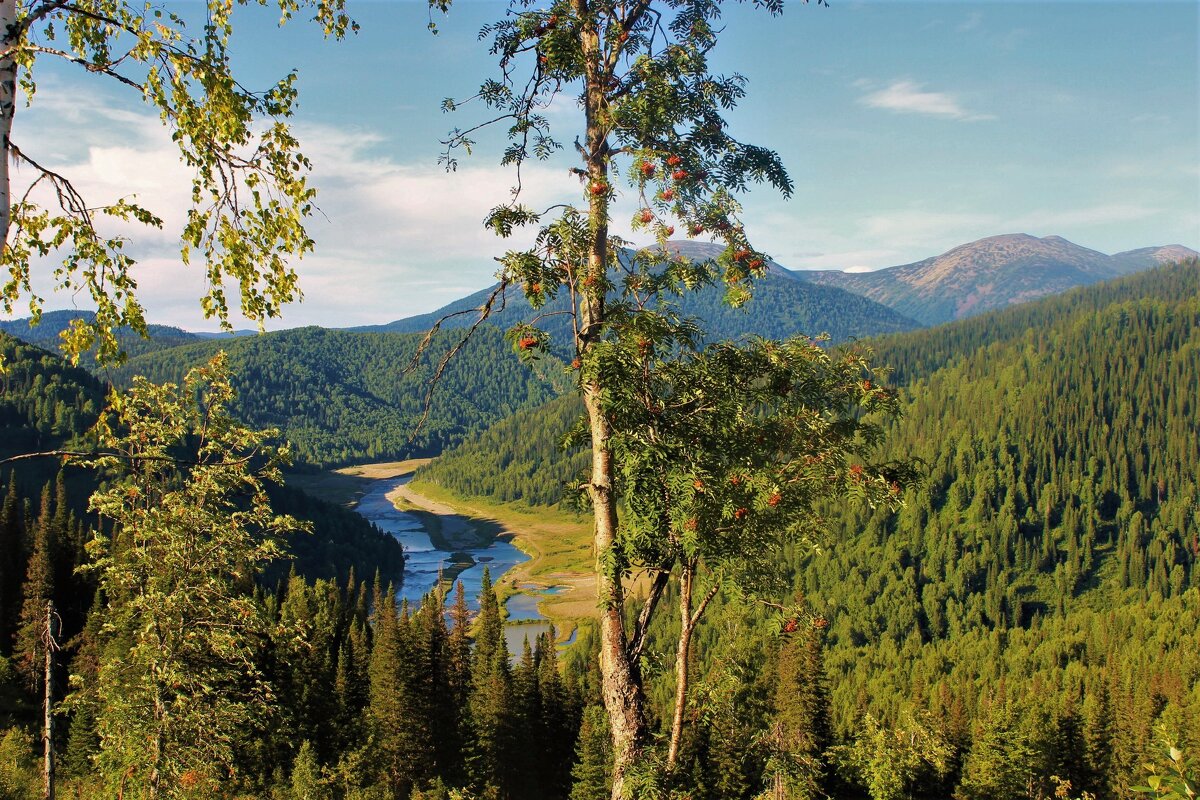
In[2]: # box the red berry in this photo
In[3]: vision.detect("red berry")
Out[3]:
[733,249,751,262]
[813,616,829,629]
[664,226,675,236]
[518,336,538,350]
[590,182,607,195]
[660,188,675,200]
[768,493,781,507]
[734,507,748,520]
[693,480,704,491]
[783,619,798,633]
[639,209,654,223]
[672,169,688,181]
[640,162,656,177]
[531,282,541,293]
[748,258,763,270]
[571,358,581,369]
[667,155,683,166]
[690,224,704,235]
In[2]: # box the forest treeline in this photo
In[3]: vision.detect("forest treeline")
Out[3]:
[107,325,565,469]
[412,260,1200,798]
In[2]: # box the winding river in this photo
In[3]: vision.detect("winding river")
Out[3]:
[352,475,562,653]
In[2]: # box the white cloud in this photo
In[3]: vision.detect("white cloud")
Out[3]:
[860,80,994,122]
[7,81,597,330]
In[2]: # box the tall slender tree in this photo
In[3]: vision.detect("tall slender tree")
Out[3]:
[424,1,831,793]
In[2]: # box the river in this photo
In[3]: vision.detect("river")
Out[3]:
[352,474,563,653]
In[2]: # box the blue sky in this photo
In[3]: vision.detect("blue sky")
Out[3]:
[12,0,1199,329]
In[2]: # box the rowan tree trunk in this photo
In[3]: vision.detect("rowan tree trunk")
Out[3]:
[0,0,17,253]
[575,2,649,796]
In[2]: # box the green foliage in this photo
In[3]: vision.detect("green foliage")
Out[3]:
[80,353,305,796]
[417,394,589,507]
[570,706,614,800]
[109,325,563,469]
[1132,736,1197,800]
[0,727,40,800]
[2,0,355,364]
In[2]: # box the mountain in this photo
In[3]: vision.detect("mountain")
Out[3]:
[0,309,201,362]
[109,325,564,469]
[351,242,921,343]
[799,233,1197,326]
[415,258,1200,513]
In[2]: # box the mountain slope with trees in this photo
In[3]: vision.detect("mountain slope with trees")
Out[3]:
[352,243,920,344]
[414,260,1199,797]
[107,325,566,469]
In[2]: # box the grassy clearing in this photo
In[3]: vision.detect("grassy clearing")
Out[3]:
[407,479,597,632]
[283,459,432,507]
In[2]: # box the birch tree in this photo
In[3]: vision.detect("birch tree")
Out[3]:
[0,0,354,364]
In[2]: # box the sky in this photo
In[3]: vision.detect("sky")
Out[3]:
[10,0,1199,330]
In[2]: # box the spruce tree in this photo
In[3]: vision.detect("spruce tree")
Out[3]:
[570,705,613,800]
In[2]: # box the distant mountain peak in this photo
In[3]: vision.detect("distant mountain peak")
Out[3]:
[801,233,1196,326]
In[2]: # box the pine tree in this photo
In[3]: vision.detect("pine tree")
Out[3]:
[0,475,23,656]
[766,621,831,799]
[15,484,56,690]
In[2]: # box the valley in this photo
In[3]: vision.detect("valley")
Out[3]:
[2,246,1197,799]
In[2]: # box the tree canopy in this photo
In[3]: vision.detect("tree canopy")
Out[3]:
[1,0,354,364]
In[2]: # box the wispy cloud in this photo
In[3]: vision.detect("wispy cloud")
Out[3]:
[859,80,994,122]
[7,81,609,330]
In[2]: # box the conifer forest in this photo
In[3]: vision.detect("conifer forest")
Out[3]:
[0,0,1197,798]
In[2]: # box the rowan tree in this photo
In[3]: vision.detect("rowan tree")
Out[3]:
[0,0,354,364]
[424,0,825,793]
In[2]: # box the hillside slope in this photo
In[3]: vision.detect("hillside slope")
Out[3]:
[801,233,1196,325]
[353,242,920,343]
[110,325,563,469]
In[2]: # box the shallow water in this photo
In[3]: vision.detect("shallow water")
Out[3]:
[353,476,580,650]
[353,475,529,611]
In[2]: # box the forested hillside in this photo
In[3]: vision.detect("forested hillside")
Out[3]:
[0,310,201,363]
[415,260,1200,797]
[109,325,565,469]
[770,259,1199,797]
[354,243,920,344]
[0,331,405,601]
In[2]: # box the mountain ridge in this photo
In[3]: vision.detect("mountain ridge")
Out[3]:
[799,233,1196,325]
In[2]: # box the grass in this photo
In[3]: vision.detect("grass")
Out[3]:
[283,459,432,507]
[287,460,599,641]
[406,478,599,630]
